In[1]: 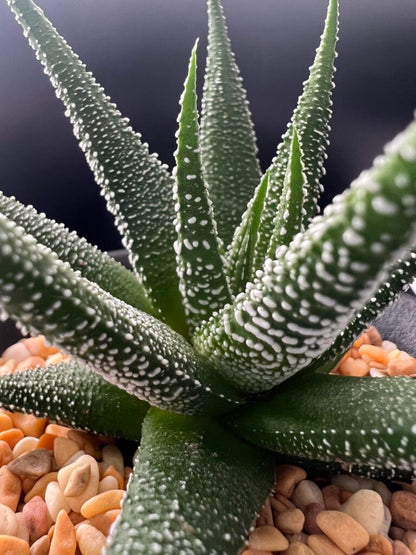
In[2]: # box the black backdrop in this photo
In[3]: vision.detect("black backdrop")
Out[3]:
[0,0,415,252]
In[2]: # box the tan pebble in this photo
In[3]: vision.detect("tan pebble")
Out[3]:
[281,543,315,555]
[303,502,324,535]
[57,455,99,513]
[387,358,416,376]
[0,440,13,466]
[13,437,39,459]
[322,485,341,510]
[67,431,100,460]
[359,344,387,364]
[22,495,52,543]
[274,508,305,534]
[45,481,71,522]
[76,523,107,555]
[331,474,360,492]
[10,413,48,439]
[0,535,30,555]
[353,332,370,349]
[0,414,13,432]
[287,532,308,544]
[393,540,413,555]
[53,438,79,469]
[307,534,346,555]
[15,512,29,543]
[0,466,22,511]
[274,465,307,498]
[366,326,383,345]
[21,336,55,359]
[30,535,50,555]
[80,489,124,519]
[248,525,289,551]
[14,357,45,373]
[8,449,53,480]
[390,526,406,541]
[316,510,370,554]
[49,510,76,555]
[2,342,31,363]
[391,491,416,530]
[97,475,119,494]
[22,478,37,497]
[63,450,86,467]
[240,551,272,555]
[257,497,273,526]
[403,530,416,552]
[102,444,124,476]
[64,463,91,497]
[44,424,69,438]
[0,503,19,536]
[87,509,120,536]
[366,534,393,555]
[373,480,393,506]
[340,489,385,535]
[291,480,324,511]
[101,465,123,489]
[270,496,289,513]
[339,357,369,377]
[24,472,58,503]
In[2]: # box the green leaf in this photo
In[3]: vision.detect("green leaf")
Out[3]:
[227,373,416,476]
[174,41,231,335]
[194,119,416,393]
[225,172,269,296]
[248,0,339,275]
[107,407,275,554]
[5,0,186,334]
[265,126,306,261]
[200,0,262,248]
[0,213,244,415]
[0,191,155,316]
[0,361,148,441]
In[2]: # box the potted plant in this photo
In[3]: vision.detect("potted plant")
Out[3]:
[1,0,416,552]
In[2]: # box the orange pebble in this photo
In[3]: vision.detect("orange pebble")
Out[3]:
[10,413,48,438]
[49,510,76,555]
[0,413,13,433]
[80,489,124,519]
[0,441,13,466]
[387,358,416,376]
[44,424,70,438]
[352,332,370,349]
[87,509,120,536]
[14,356,45,373]
[358,344,389,366]
[24,472,58,503]
[0,360,16,375]
[0,535,30,555]
[68,511,85,526]
[45,353,68,365]
[338,357,369,377]
[22,477,37,495]
[22,336,58,359]
[102,465,124,489]
[349,348,360,359]
[0,428,24,449]
[37,433,57,451]
[0,466,22,511]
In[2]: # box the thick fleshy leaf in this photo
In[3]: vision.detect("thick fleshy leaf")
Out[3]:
[308,251,416,372]
[6,0,186,333]
[225,172,269,297]
[194,119,416,393]
[200,0,262,247]
[174,41,231,334]
[107,407,275,554]
[0,214,244,415]
[266,126,306,260]
[0,191,155,316]
[227,373,416,477]
[243,0,339,275]
[0,361,147,441]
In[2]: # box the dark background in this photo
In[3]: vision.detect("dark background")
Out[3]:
[0,0,416,252]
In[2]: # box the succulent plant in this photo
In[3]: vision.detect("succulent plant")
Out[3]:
[1,0,416,551]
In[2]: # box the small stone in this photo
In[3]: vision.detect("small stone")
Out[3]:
[24,472,58,504]
[97,475,119,494]
[0,503,19,536]
[49,510,76,555]
[63,463,91,497]
[248,525,289,551]
[15,512,30,543]
[53,438,79,469]
[274,508,305,534]
[322,485,341,510]
[57,454,99,513]
[291,480,324,511]
[366,534,393,555]
[380,505,392,537]
[257,497,274,526]
[403,530,416,552]
[44,481,71,522]
[2,342,31,363]
[393,540,413,554]
[0,535,30,555]
[303,502,324,534]
[281,543,315,555]
[390,526,406,541]
[307,534,346,555]
[87,509,120,536]
[373,481,392,506]
[0,466,22,511]
[391,491,416,530]
[102,444,124,477]
[0,440,13,466]
[80,489,124,519]
[76,523,107,555]
[7,449,53,480]
[29,534,50,555]
[316,510,370,554]
[240,551,272,555]
[331,475,360,492]
[274,465,307,498]
[340,489,384,535]
[13,437,39,459]
[22,495,51,543]
[10,414,48,439]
